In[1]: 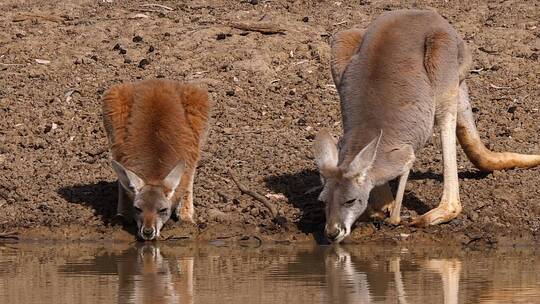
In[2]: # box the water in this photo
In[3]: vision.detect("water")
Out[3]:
[0,242,539,304]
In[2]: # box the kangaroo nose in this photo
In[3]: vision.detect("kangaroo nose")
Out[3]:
[325,224,342,242]
[142,227,155,239]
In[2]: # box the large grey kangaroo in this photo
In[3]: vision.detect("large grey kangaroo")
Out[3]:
[314,9,540,243]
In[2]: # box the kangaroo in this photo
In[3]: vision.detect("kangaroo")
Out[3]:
[314,9,540,243]
[102,79,211,240]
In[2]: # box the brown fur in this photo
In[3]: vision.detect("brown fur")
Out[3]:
[330,28,365,88]
[102,79,211,221]
[103,79,210,181]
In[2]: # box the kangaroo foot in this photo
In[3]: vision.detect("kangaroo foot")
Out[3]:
[412,203,461,227]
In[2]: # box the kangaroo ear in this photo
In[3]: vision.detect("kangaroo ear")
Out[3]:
[314,130,339,177]
[162,160,185,193]
[343,131,382,179]
[111,160,145,193]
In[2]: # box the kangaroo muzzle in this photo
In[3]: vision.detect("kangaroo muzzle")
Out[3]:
[140,226,156,240]
[325,223,347,243]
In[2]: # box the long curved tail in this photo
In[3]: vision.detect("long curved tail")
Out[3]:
[456,82,540,171]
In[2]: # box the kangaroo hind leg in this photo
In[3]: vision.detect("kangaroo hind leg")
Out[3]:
[413,31,462,227]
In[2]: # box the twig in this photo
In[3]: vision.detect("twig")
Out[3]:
[140,3,174,11]
[228,170,278,218]
[332,20,348,26]
[228,22,286,34]
[489,83,527,90]
[489,83,511,90]
[0,231,19,240]
[133,8,168,13]
[478,46,498,55]
[12,14,64,23]
[470,68,484,73]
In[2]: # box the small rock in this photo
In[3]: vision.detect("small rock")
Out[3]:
[132,13,150,19]
[148,45,155,53]
[507,106,517,113]
[226,90,235,96]
[132,35,143,43]
[306,134,316,140]
[208,208,230,222]
[113,43,121,50]
[250,208,260,217]
[90,55,98,61]
[249,0,259,4]
[35,59,50,65]
[124,58,132,64]
[273,216,288,227]
[216,33,227,40]
[302,16,309,22]
[138,58,150,69]
[490,65,500,71]
[468,210,479,221]
[119,48,127,55]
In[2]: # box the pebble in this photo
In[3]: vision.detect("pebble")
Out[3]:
[132,35,143,43]
[138,59,150,69]
[468,210,479,221]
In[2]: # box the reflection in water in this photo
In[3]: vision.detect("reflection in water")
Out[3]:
[0,242,539,304]
[115,244,193,304]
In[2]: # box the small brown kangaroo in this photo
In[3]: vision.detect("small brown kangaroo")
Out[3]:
[102,79,211,240]
[314,9,540,243]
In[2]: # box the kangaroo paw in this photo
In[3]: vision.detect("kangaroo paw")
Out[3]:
[412,204,460,227]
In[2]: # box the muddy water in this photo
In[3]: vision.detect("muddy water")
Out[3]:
[0,242,539,304]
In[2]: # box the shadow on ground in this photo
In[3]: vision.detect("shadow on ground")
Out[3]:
[265,169,327,243]
[410,170,489,182]
[265,168,489,241]
[57,181,137,236]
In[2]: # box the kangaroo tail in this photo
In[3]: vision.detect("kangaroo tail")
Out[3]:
[456,82,540,171]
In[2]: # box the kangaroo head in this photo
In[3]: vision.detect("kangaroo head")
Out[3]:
[314,130,381,243]
[112,160,185,241]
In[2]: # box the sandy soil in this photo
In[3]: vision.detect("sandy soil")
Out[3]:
[0,0,539,246]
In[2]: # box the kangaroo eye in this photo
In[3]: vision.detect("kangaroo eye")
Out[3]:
[134,206,143,213]
[343,199,356,207]
[159,208,168,214]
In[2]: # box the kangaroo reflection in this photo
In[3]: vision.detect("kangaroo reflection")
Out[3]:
[324,246,462,304]
[117,243,193,304]
[325,246,374,303]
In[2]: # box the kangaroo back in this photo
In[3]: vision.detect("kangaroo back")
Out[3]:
[102,79,210,182]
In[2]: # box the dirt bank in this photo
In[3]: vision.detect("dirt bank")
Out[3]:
[0,0,539,246]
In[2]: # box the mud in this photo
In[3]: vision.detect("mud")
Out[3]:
[0,0,539,246]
